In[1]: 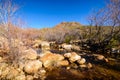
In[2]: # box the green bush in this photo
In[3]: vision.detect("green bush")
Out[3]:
[64,36,72,44]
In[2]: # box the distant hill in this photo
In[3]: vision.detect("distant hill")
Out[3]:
[54,22,82,29]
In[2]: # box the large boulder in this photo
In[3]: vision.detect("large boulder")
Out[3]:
[57,60,69,66]
[24,60,42,74]
[64,52,81,63]
[40,53,64,68]
[22,48,38,60]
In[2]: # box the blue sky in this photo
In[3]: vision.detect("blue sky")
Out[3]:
[20,0,105,28]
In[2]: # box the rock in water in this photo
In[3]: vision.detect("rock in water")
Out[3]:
[93,54,105,61]
[104,58,109,62]
[87,63,92,69]
[97,55,105,60]
[69,52,81,63]
[77,58,86,65]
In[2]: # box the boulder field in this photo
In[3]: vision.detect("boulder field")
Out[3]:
[0,40,109,80]
[0,48,109,80]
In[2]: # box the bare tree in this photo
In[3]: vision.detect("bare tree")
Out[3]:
[87,0,120,53]
[0,0,21,64]
[0,0,19,44]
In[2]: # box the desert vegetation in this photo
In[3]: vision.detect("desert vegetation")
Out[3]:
[0,0,120,80]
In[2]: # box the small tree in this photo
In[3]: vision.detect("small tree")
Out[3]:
[0,0,21,64]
